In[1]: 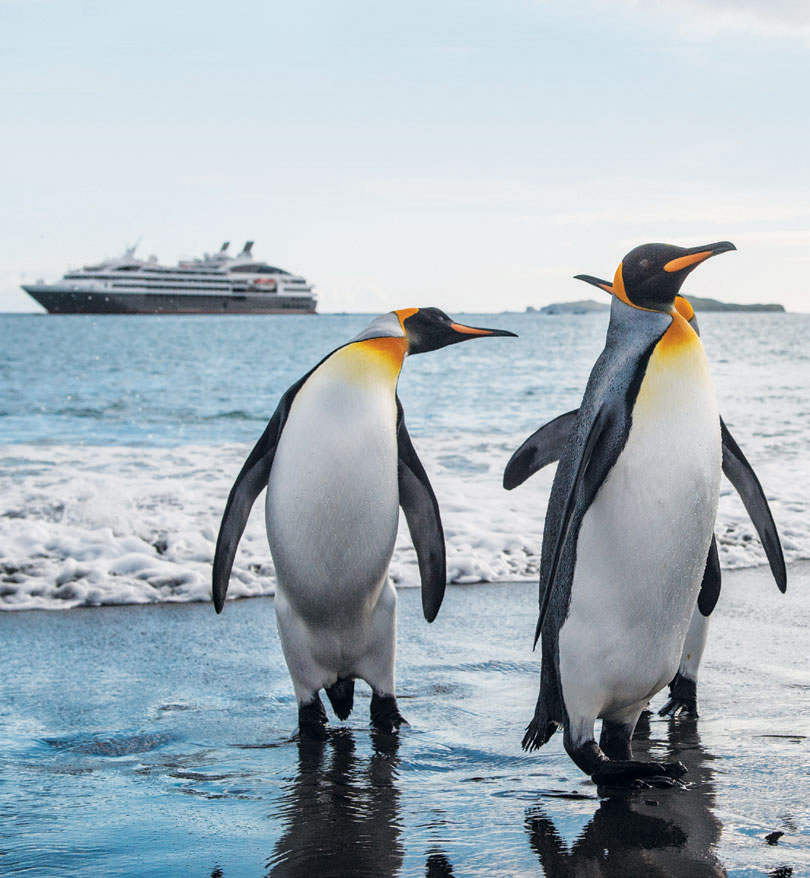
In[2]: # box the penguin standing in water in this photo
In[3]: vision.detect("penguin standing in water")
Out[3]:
[212,308,516,739]
[520,241,736,786]
[505,279,786,718]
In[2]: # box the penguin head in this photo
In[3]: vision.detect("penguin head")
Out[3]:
[610,242,736,312]
[574,273,701,332]
[397,307,517,355]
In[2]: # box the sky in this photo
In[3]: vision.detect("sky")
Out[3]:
[2,0,809,313]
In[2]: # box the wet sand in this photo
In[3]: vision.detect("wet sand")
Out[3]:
[1,565,808,877]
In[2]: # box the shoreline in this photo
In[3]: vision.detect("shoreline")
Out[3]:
[1,565,807,876]
[2,559,808,615]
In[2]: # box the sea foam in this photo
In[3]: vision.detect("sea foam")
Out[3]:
[1,435,806,611]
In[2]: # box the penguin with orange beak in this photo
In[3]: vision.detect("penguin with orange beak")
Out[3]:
[213,308,516,739]
[519,242,737,786]
[505,273,786,720]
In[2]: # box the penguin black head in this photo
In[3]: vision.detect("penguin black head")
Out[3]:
[611,242,736,312]
[399,307,517,355]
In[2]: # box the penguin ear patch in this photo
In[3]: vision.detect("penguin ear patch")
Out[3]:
[394,308,419,331]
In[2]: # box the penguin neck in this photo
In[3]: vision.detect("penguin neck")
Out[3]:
[656,310,702,358]
[327,336,407,390]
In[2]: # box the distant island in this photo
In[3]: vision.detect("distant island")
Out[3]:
[529,299,608,315]
[528,296,785,315]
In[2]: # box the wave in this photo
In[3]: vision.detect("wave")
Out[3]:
[1,438,807,611]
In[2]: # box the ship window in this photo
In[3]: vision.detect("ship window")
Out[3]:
[230,264,291,274]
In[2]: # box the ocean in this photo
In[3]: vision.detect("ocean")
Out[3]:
[2,310,809,877]
[1,310,808,611]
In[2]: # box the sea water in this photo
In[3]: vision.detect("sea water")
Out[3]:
[1,311,808,610]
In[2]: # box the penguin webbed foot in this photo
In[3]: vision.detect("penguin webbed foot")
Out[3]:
[658,673,699,718]
[567,738,687,788]
[370,692,407,734]
[298,695,329,741]
[590,759,687,788]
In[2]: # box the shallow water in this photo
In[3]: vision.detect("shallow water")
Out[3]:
[1,568,807,877]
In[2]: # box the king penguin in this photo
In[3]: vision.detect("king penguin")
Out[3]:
[212,308,516,739]
[519,241,735,786]
[504,277,786,719]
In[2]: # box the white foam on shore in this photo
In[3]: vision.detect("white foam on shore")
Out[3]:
[1,437,807,611]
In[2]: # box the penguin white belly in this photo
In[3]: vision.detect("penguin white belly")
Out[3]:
[266,373,399,621]
[559,332,721,724]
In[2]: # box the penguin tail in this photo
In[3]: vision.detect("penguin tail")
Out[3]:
[325,677,355,721]
[523,651,563,751]
[522,715,560,752]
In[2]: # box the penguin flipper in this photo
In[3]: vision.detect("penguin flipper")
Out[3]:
[396,397,446,623]
[696,534,721,617]
[212,375,308,613]
[534,404,615,647]
[720,418,787,592]
[503,410,578,490]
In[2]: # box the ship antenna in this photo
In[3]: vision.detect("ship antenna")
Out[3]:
[125,236,142,258]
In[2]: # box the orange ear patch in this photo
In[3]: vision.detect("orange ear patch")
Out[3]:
[612,262,643,309]
[674,295,695,322]
[394,308,419,331]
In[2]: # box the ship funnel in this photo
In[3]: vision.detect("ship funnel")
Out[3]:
[220,241,230,252]
[241,241,254,256]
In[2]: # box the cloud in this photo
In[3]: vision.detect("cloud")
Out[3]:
[605,0,810,40]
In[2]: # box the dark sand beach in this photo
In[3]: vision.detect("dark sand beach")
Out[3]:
[1,565,807,877]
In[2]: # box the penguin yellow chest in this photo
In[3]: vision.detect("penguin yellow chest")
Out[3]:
[265,338,406,615]
[562,315,722,710]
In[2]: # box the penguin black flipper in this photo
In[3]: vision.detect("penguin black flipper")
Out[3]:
[697,534,721,617]
[212,372,310,613]
[720,418,787,592]
[534,402,621,647]
[503,410,578,490]
[396,396,446,622]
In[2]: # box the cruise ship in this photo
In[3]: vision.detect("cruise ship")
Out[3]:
[22,242,317,314]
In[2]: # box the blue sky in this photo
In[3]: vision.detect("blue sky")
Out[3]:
[2,0,809,312]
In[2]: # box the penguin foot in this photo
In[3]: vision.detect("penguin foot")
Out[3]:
[658,673,699,718]
[646,775,687,789]
[596,775,686,794]
[298,696,329,741]
[370,692,407,734]
[325,677,355,721]
[599,720,634,761]
[591,759,687,787]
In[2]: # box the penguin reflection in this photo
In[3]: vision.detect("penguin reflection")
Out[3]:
[267,730,403,878]
[526,716,725,878]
